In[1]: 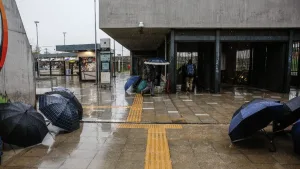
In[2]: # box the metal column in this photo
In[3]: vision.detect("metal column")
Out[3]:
[169,31,177,93]
[214,30,221,93]
[284,30,294,93]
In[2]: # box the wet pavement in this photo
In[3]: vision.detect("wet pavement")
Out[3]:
[1,73,300,169]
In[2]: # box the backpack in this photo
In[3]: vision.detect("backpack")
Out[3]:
[186,64,194,76]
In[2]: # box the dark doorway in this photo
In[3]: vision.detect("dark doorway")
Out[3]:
[290,42,300,87]
[176,42,215,92]
[222,42,288,93]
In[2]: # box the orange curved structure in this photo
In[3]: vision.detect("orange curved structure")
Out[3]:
[0,0,8,71]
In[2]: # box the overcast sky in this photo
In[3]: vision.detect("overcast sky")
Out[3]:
[15,0,129,55]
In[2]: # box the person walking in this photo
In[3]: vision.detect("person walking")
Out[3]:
[186,59,196,93]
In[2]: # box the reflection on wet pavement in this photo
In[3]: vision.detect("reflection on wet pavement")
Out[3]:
[1,73,300,169]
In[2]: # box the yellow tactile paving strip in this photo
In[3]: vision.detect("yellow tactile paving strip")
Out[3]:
[126,94,143,122]
[117,124,182,169]
[83,106,130,109]
[145,127,172,169]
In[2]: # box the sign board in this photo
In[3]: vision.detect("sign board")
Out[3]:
[100,51,112,87]
[101,54,110,61]
[101,72,110,84]
[102,62,110,71]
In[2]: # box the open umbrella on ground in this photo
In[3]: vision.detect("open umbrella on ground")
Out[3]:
[292,120,300,154]
[0,102,48,147]
[45,91,83,120]
[144,58,170,65]
[124,76,141,91]
[39,94,80,132]
[229,99,287,143]
[232,98,280,118]
[273,96,300,132]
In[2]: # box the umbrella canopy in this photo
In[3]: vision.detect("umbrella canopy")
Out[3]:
[0,102,48,147]
[273,96,300,132]
[124,76,141,91]
[232,98,280,118]
[229,99,286,142]
[144,58,170,65]
[45,91,83,120]
[39,94,80,132]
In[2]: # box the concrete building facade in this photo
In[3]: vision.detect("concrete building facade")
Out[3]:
[0,0,35,105]
[99,0,300,93]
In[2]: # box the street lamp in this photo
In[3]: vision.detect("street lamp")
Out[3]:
[113,40,116,77]
[34,21,40,77]
[94,0,99,85]
[63,32,67,76]
[121,46,123,72]
[63,32,67,45]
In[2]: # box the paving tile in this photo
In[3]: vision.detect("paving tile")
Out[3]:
[23,148,49,157]
[59,158,92,169]
[119,151,145,161]
[170,151,197,163]
[69,150,98,159]
[254,163,285,169]
[281,164,300,169]
[44,148,72,158]
[272,152,300,164]
[114,160,144,169]
[219,153,251,163]
[94,151,122,160]
[38,157,66,168]
[87,159,117,169]
[126,137,147,145]
[246,154,277,164]
[198,162,227,169]
[6,157,41,167]
[172,161,201,169]
[194,152,223,163]
[122,144,146,152]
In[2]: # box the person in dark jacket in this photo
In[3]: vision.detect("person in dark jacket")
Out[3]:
[185,59,196,92]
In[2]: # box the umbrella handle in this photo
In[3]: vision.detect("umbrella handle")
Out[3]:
[269,140,277,152]
[261,129,277,152]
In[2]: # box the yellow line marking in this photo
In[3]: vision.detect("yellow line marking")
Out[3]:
[127,94,143,122]
[83,106,130,109]
[117,124,182,129]
[118,124,182,169]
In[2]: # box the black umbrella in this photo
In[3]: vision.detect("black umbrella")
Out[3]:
[45,90,83,120]
[39,94,80,132]
[0,102,48,147]
[292,120,300,154]
[229,99,286,142]
[273,96,300,132]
